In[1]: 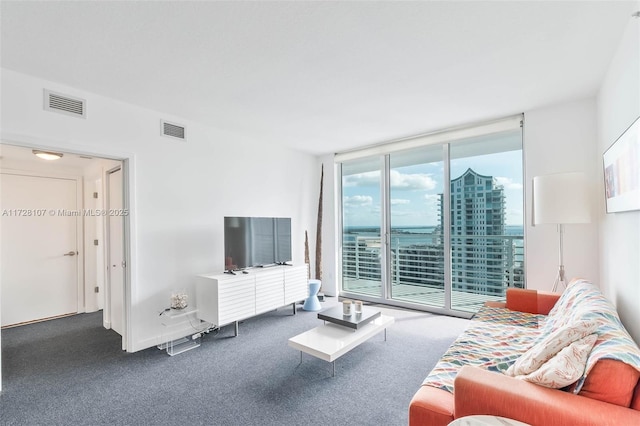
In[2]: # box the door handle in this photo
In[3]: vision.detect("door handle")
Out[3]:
[64,251,77,256]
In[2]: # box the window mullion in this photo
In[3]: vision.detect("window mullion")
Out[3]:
[443,144,452,311]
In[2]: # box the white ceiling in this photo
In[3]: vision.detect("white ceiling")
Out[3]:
[0,1,636,155]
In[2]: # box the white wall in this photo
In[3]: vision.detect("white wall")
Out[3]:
[597,9,640,344]
[0,69,318,354]
[524,99,600,290]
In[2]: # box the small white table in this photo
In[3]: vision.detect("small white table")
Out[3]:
[449,415,530,426]
[288,314,394,376]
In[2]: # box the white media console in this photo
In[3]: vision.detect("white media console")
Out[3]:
[195,264,308,335]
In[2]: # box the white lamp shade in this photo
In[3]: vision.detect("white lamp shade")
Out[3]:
[533,172,591,224]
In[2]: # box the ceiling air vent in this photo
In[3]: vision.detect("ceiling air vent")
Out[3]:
[44,89,86,118]
[161,120,186,140]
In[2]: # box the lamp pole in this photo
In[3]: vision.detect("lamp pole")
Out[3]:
[553,223,566,292]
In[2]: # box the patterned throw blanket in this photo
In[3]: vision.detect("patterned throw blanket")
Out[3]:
[543,279,640,392]
[422,280,640,394]
[422,306,543,393]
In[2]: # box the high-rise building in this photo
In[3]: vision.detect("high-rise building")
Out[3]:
[439,168,507,295]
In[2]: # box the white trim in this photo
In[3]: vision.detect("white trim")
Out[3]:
[334,162,344,297]
[105,165,127,351]
[382,155,391,300]
[442,144,452,311]
[334,114,523,163]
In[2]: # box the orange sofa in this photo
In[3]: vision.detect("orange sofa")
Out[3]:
[409,282,640,426]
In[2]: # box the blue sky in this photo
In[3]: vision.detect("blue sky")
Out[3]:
[343,149,523,227]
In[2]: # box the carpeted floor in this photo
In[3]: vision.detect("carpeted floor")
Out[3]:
[0,299,469,425]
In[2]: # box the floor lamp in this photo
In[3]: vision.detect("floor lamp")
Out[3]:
[533,172,591,292]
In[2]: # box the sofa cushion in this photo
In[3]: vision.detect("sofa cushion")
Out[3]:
[506,319,598,376]
[505,288,539,314]
[509,334,597,388]
[631,379,640,410]
[578,359,640,407]
[409,385,454,426]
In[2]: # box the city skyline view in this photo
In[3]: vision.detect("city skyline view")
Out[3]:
[343,148,524,229]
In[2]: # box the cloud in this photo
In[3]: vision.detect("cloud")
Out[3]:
[390,170,437,190]
[343,171,379,187]
[343,195,373,207]
[344,170,436,190]
[495,176,523,190]
[391,198,411,205]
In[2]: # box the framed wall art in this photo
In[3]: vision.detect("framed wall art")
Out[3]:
[603,116,640,213]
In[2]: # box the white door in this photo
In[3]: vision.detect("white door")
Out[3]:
[0,173,79,326]
[107,167,124,336]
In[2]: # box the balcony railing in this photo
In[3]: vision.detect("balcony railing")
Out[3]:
[342,233,524,312]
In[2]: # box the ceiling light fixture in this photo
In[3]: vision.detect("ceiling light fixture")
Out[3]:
[32,150,64,160]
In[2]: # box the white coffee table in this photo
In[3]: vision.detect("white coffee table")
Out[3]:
[449,415,530,426]
[288,313,394,376]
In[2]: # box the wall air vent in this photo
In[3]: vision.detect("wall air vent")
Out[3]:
[161,120,186,140]
[44,89,86,118]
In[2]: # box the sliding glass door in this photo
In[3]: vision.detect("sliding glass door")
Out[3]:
[338,117,524,316]
[449,131,524,312]
[341,157,383,298]
[388,147,445,309]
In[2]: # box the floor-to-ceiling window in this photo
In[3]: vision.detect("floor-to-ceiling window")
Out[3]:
[341,157,384,298]
[337,116,524,316]
[388,146,445,309]
[448,131,524,312]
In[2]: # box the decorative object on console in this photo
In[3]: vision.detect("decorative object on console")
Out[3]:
[342,299,353,315]
[304,230,310,279]
[303,279,322,311]
[170,291,188,310]
[532,172,591,292]
[603,115,640,213]
[315,164,323,284]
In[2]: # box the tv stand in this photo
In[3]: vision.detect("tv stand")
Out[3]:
[224,270,236,275]
[196,264,308,335]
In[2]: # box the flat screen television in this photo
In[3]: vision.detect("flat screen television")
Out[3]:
[224,216,292,271]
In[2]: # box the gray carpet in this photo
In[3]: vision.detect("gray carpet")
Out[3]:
[0,299,469,426]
